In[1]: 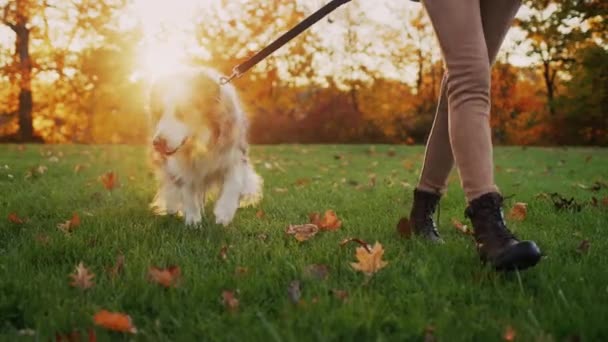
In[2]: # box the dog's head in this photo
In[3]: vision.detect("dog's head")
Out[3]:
[147,69,227,156]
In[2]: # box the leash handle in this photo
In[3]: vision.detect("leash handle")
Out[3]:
[221,0,352,84]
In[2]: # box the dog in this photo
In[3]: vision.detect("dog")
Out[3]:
[146,67,262,226]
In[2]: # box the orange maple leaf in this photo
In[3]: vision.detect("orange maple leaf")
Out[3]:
[148,266,181,288]
[503,325,516,341]
[8,212,24,224]
[93,310,137,334]
[452,218,473,235]
[285,224,319,242]
[69,262,95,289]
[508,202,528,221]
[57,213,81,234]
[101,171,117,190]
[350,241,388,276]
[309,210,342,231]
[222,290,239,312]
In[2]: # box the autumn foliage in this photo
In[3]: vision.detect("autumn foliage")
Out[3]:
[0,1,606,145]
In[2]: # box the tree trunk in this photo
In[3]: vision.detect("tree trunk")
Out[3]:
[542,60,556,117]
[14,23,35,141]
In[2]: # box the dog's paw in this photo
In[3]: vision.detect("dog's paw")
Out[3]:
[184,210,202,227]
[214,206,235,227]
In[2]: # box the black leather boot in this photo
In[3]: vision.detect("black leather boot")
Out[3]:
[465,192,542,271]
[409,189,443,243]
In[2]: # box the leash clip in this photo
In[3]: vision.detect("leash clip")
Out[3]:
[219,67,242,85]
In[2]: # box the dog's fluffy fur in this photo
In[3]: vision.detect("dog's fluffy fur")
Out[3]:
[146,67,262,226]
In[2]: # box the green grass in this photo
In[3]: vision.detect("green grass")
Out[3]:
[1,144,607,341]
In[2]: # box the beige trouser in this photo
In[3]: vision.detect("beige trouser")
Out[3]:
[417,0,521,202]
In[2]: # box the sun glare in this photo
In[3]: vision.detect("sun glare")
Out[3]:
[130,0,210,82]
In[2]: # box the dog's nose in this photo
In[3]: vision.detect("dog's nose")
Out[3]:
[152,136,167,153]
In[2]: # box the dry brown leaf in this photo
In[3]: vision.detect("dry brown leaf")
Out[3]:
[396,217,412,239]
[69,262,95,289]
[304,264,330,281]
[101,171,117,190]
[106,254,125,279]
[93,310,137,334]
[222,290,239,312]
[8,212,24,224]
[54,328,96,342]
[148,266,181,288]
[309,210,342,231]
[508,202,528,221]
[57,213,81,234]
[294,178,311,186]
[219,245,230,261]
[35,233,50,246]
[424,325,437,342]
[503,326,516,341]
[255,210,266,219]
[273,187,288,193]
[350,242,388,276]
[73,164,87,173]
[285,224,319,242]
[234,266,249,276]
[452,218,473,235]
[577,239,590,254]
[340,237,372,253]
[331,289,349,302]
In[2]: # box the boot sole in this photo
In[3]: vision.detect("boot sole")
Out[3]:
[493,241,542,271]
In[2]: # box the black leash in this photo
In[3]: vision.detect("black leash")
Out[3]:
[220,0,352,84]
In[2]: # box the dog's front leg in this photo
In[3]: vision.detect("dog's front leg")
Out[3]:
[214,167,243,226]
[182,186,202,227]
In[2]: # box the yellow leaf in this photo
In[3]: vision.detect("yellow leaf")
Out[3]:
[508,202,528,221]
[350,242,388,276]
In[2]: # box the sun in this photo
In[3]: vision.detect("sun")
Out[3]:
[129,0,211,82]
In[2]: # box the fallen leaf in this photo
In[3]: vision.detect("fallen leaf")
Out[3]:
[69,262,95,289]
[255,210,266,219]
[424,325,437,342]
[101,171,117,190]
[452,218,473,235]
[585,155,592,163]
[57,213,81,234]
[503,325,516,341]
[55,329,96,342]
[550,193,583,212]
[93,310,137,334]
[106,254,125,279]
[387,148,396,157]
[331,289,349,302]
[603,197,608,207]
[294,178,310,186]
[148,266,181,288]
[287,280,301,304]
[577,240,590,254]
[257,233,269,242]
[74,164,86,173]
[234,266,249,276]
[508,203,528,221]
[35,233,50,245]
[219,245,230,261]
[396,217,412,239]
[222,290,239,312]
[304,264,330,281]
[8,212,24,224]
[309,210,342,231]
[285,224,319,242]
[273,187,288,193]
[350,242,388,276]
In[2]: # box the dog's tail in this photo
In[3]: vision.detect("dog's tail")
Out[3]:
[239,162,263,207]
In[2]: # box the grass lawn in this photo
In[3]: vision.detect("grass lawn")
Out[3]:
[1,144,607,341]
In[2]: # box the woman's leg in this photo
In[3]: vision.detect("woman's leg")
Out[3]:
[417,74,453,195]
[422,0,496,202]
[417,0,521,197]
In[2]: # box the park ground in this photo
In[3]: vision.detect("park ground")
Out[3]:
[1,144,607,341]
